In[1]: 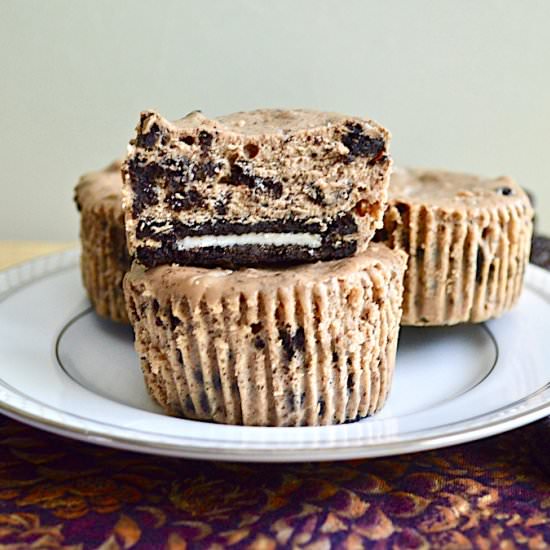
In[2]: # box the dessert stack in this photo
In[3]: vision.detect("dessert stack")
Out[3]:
[120,109,407,426]
[74,108,534,427]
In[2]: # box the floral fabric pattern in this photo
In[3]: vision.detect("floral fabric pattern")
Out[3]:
[0,415,549,549]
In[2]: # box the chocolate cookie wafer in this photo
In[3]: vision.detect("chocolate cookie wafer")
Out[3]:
[375,167,533,325]
[123,243,406,426]
[122,108,392,268]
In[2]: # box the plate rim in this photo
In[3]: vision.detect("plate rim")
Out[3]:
[0,248,549,462]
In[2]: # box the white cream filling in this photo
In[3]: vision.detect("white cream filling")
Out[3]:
[175,232,322,250]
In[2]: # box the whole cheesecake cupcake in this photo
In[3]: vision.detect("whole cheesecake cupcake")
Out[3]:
[123,243,407,427]
[74,160,130,323]
[375,167,534,326]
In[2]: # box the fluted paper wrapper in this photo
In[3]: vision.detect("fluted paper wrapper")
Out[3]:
[378,200,533,326]
[75,161,130,324]
[123,244,406,427]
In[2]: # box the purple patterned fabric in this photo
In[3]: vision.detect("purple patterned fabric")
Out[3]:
[0,415,549,548]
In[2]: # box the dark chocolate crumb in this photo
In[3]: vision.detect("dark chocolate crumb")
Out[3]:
[341,122,385,161]
[198,131,213,149]
[251,322,262,334]
[213,372,222,391]
[126,156,162,215]
[332,351,339,364]
[194,368,204,384]
[169,311,181,330]
[161,157,196,191]
[286,392,296,412]
[214,201,227,216]
[318,399,325,417]
[373,226,388,243]
[129,179,159,215]
[344,413,365,424]
[184,395,195,413]
[180,135,195,145]
[396,203,408,215]
[306,184,326,205]
[137,122,162,149]
[243,143,259,159]
[293,327,305,352]
[371,154,389,166]
[300,392,306,405]
[152,299,160,314]
[347,373,354,391]
[331,213,358,236]
[195,161,220,180]
[476,248,484,284]
[166,188,204,211]
[279,325,305,361]
[214,192,232,215]
[254,336,266,350]
[279,326,293,361]
[175,349,183,365]
[199,391,210,413]
[227,161,283,199]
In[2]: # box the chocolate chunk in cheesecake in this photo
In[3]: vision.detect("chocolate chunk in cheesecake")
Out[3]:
[122,108,392,268]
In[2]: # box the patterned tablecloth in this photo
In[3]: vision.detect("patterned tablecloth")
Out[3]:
[0,240,549,550]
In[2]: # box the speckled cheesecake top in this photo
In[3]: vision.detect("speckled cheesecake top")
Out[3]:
[74,160,123,214]
[126,242,407,307]
[163,108,384,138]
[390,167,532,212]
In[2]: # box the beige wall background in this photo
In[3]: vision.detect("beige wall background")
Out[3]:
[1,0,549,240]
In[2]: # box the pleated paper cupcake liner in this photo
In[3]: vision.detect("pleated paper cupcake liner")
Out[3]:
[124,244,406,427]
[378,201,533,325]
[80,204,129,324]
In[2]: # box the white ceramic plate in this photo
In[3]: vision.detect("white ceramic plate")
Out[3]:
[0,249,549,462]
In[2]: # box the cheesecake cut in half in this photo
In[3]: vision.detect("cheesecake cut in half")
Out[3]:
[122,108,392,268]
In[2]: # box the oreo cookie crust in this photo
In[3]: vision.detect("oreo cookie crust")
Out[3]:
[375,167,534,326]
[122,108,392,268]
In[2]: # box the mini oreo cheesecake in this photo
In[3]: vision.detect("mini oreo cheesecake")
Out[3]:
[74,160,130,323]
[123,243,407,427]
[122,109,392,269]
[375,168,534,326]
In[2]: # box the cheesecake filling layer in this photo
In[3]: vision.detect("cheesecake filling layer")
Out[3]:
[175,232,322,250]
